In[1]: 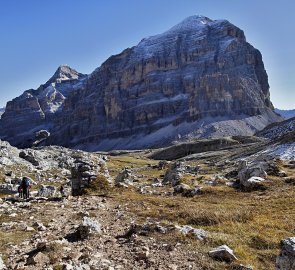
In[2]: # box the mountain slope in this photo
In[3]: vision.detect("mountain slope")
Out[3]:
[256,116,295,140]
[275,108,295,119]
[0,16,281,150]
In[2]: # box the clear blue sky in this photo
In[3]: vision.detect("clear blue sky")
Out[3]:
[0,0,294,109]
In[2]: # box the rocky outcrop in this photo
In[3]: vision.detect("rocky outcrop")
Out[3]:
[0,16,281,150]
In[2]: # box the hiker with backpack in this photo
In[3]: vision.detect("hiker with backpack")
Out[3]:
[21,177,31,199]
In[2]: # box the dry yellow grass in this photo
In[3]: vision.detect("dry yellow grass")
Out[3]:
[111,156,295,269]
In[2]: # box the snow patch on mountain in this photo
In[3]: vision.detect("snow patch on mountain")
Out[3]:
[261,143,295,160]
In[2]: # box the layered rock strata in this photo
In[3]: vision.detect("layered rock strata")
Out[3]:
[0,16,281,150]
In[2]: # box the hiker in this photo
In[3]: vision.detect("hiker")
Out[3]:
[59,185,65,197]
[18,185,23,198]
[21,177,31,199]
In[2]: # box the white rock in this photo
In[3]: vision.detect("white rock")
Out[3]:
[242,176,266,190]
[276,237,295,270]
[82,217,101,233]
[25,226,35,232]
[238,160,268,190]
[0,254,6,270]
[209,245,237,262]
[178,225,208,240]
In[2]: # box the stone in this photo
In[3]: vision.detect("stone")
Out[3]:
[136,250,149,261]
[26,252,50,266]
[0,254,6,270]
[242,176,266,191]
[178,225,208,240]
[0,16,280,151]
[115,168,134,186]
[276,237,295,270]
[33,222,46,231]
[278,170,287,177]
[238,160,268,190]
[209,245,237,262]
[76,217,102,240]
[0,184,17,194]
[173,184,201,197]
[163,162,184,186]
[19,150,40,166]
[25,226,35,232]
[33,130,51,146]
[173,183,191,194]
[230,264,253,270]
[38,185,56,197]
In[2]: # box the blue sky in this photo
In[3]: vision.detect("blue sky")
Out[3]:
[0,0,294,109]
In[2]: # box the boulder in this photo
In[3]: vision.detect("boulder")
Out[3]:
[276,237,295,270]
[173,184,201,197]
[76,217,102,240]
[238,160,268,190]
[33,130,50,146]
[209,245,237,262]
[26,252,50,266]
[163,162,185,186]
[0,254,6,270]
[0,184,17,194]
[178,225,208,240]
[242,176,266,191]
[158,160,168,169]
[19,150,39,166]
[115,168,134,186]
[38,185,56,197]
[173,183,191,194]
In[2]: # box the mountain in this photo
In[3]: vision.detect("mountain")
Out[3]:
[256,116,295,140]
[275,108,295,119]
[0,65,87,147]
[0,107,5,118]
[0,15,281,150]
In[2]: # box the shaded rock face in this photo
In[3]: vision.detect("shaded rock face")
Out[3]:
[0,16,280,150]
[0,65,87,147]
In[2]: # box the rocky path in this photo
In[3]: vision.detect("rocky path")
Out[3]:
[1,195,204,270]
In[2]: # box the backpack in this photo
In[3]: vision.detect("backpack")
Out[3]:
[23,177,30,188]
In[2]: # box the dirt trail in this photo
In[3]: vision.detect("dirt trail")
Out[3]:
[1,195,203,270]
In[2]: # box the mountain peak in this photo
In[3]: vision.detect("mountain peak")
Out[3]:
[47,65,85,84]
[166,15,214,34]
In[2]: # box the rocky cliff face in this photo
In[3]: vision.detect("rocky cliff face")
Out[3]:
[0,65,87,147]
[0,16,281,150]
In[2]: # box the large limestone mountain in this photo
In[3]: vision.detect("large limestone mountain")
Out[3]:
[0,16,281,150]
